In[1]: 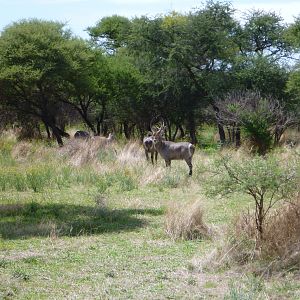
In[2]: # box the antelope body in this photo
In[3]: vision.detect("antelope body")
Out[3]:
[92,133,115,144]
[153,128,195,175]
[143,133,158,164]
[74,130,90,139]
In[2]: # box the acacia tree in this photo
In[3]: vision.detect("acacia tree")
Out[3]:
[87,15,132,52]
[0,19,96,145]
[231,10,291,98]
[285,17,300,118]
[209,9,293,145]
[87,16,155,138]
[55,48,115,136]
[207,155,298,241]
[127,3,238,144]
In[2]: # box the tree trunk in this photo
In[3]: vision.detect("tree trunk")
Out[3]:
[187,113,197,145]
[235,127,241,147]
[51,125,63,147]
[217,124,226,145]
[165,119,172,141]
[274,126,284,146]
[76,108,96,135]
[227,126,231,142]
[42,114,64,146]
[96,119,101,136]
[103,123,109,136]
[212,104,226,145]
[179,125,185,139]
[123,121,131,139]
[137,126,145,142]
[44,122,51,139]
[172,125,179,141]
[232,127,235,143]
[54,126,70,138]
[255,197,265,242]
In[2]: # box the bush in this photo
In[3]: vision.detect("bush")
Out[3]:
[261,198,300,268]
[215,90,295,154]
[219,196,300,270]
[241,98,274,154]
[206,155,299,241]
[164,200,210,240]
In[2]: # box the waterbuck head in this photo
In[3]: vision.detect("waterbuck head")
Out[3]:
[152,121,167,146]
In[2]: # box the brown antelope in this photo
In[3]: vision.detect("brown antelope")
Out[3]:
[143,132,158,164]
[152,125,195,176]
[92,133,115,143]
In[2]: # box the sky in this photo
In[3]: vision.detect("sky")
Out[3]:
[1,0,300,39]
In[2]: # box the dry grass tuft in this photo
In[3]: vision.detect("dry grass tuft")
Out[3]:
[279,128,300,148]
[11,141,33,161]
[0,129,18,142]
[117,141,144,165]
[198,195,300,272]
[262,196,300,269]
[139,166,165,186]
[60,138,116,166]
[164,200,211,241]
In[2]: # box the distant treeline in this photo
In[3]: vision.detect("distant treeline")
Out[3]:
[0,1,299,146]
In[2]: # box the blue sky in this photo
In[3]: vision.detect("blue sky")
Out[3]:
[1,0,300,39]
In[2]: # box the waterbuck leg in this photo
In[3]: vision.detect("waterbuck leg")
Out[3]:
[151,152,154,165]
[154,151,158,164]
[145,150,149,162]
[165,160,171,167]
[185,159,193,176]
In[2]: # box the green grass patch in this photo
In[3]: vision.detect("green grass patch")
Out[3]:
[0,135,299,299]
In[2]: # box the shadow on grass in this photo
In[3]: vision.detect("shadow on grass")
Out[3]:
[0,203,164,240]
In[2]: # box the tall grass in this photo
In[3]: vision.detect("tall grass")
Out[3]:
[165,200,210,240]
[0,136,142,193]
[95,169,138,194]
[225,276,266,300]
[0,138,16,167]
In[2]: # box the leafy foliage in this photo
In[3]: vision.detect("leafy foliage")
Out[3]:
[206,154,299,240]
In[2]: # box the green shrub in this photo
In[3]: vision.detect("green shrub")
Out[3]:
[206,155,299,241]
[241,98,274,155]
[198,124,219,150]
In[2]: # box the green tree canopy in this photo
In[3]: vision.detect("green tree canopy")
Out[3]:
[0,19,97,145]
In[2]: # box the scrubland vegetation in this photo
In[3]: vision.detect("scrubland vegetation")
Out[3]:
[1,0,300,298]
[0,129,299,299]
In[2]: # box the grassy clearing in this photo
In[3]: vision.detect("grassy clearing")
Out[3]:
[1,133,300,299]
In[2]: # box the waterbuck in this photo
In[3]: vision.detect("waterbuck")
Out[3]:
[152,126,195,176]
[143,132,158,164]
[92,133,115,144]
